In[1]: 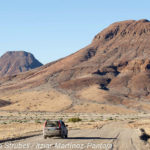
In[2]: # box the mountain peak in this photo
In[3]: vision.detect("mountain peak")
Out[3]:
[0,51,43,77]
[137,19,149,23]
[93,19,150,43]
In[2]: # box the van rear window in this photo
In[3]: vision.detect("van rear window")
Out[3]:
[46,121,59,127]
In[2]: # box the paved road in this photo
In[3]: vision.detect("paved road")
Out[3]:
[1,121,149,150]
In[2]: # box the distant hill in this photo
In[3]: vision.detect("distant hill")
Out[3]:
[0,19,150,113]
[0,51,43,77]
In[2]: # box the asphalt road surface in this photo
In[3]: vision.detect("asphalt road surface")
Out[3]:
[1,121,149,150]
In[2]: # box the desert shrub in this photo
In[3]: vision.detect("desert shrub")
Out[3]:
[35,119,41,124]
[59,118,63,121]
[68,117,82,122]
[90,119,95,122]
[17,120,23,123]
[108,117,113,120]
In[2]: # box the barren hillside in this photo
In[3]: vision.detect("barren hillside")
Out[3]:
[0,19,150,113]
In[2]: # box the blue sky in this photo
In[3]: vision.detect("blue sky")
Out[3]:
[0,0,149,64]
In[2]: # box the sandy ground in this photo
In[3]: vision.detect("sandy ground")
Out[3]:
[0,123,42,140]
[0,89,72,112]
[0,84,143,113]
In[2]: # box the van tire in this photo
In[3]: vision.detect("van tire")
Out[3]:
[61,132,64,138]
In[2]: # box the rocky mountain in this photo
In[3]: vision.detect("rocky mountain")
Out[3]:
[0,51,43,77]
[0,19,150,113]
